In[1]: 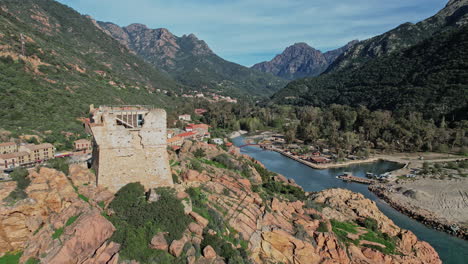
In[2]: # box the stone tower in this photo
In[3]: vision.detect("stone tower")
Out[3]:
[89,105,173,192]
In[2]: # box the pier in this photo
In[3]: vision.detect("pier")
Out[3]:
[337,174,377,185]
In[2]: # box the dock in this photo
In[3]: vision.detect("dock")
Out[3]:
[337,174,377,185]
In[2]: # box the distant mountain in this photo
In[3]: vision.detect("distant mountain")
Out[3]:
[327,0,468,72]
[251,41,358,80]
[97,22,287,97]
[0,0,185,133]
[272,24,468,120]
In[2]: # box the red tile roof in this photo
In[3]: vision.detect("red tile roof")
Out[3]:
[177,132,197,138]
[0,142,16,147]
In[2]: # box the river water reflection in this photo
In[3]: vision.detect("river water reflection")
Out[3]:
[232,136,468,264]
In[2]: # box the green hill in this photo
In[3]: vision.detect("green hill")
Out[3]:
[327,0,468,72]
[272,25,468,120]
[0,0,186,134]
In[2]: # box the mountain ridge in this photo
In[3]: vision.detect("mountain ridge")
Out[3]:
[97,21,288,97]
[326,0,468,72]
[251,40,358,80]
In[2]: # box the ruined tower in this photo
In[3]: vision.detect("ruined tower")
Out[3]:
[89,105,173,192]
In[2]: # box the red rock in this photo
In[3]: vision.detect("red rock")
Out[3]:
[183,170,210,182]
[169,236,188,257]
[203,245,217,259]
[45,211,115,264]
[150,232,168,251]
[188,222,203,236]
[189,211,209,227]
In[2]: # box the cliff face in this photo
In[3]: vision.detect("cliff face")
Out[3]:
[97,22,213,70]
[251,41,358,80]
[97,21,288,97]
[0,142,442,264]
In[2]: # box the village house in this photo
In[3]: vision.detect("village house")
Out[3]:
[212,138,223,145]
[167,136,183,147]
[167,128,183,139]
[0,142,18,154]
[177,131,197,141]
[185,123,210,140]
[19,143,55,162]
[74,139,92,152]
[178,114,191,121]
[0,143,55,170]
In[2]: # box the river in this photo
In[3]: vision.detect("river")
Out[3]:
[232,137,468,264]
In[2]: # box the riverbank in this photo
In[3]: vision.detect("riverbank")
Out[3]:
[232,136,468,263]
[265,145,391,170]
[370,179,468,239]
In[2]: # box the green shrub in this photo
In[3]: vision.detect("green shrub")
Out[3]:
[108,183,191,262]
[201,233,245,263]
[317,221,329,232]
[212,154,238,170]
[262,182,306,201]
[4,168,30,202]
[190,160,204,172]
[78,194,89,203]
[46,157,70,175]
[52,227,64,239]
[65,214,80,227]
[25,258,40,264]
[361,217,379,232]
[194,148,206,158]
[0,251,22,264]
[172,174,180,184]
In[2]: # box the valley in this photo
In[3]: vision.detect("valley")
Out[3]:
[0,0,467,263]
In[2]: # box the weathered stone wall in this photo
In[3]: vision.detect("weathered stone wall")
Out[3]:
[91,108,173,192]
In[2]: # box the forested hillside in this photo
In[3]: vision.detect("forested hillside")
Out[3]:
[0,0,186,133]
[327,0,468,72]
[273,25,468,121]
[98,22,287,97]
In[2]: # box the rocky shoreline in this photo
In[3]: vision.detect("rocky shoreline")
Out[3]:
[369,185,468,240]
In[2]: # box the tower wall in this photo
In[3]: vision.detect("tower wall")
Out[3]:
[90,107,173,192]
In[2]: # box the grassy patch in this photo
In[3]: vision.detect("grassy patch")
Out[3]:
[52,227,64,240]
[78,194,89,203]
[0,251,22,264]
[331,219,358,234]
[25,258,40,264]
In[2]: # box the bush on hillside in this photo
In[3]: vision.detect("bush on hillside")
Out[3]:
[4,168,30,202]
[108,183,191,262]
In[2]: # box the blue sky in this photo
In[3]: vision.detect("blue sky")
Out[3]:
[57,0,447,66]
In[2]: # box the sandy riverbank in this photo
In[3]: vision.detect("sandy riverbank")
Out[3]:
[229,130,248,139]
[370,177,468,239]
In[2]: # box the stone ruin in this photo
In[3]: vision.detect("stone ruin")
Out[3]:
[88,105,173,192]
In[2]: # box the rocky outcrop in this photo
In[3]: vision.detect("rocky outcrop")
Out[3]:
[312,188,400,236]
[252,41,358,80]
[44,210,116,264]
[174,143,441,264]
[0,165,116,263]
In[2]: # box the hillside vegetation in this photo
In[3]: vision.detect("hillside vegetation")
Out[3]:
[327,0,468,71]
[273,25,468,121]
[0,0,186,133]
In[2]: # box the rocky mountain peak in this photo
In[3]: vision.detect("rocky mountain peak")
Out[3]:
[252,41,357,80]
[125,23,148,31]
